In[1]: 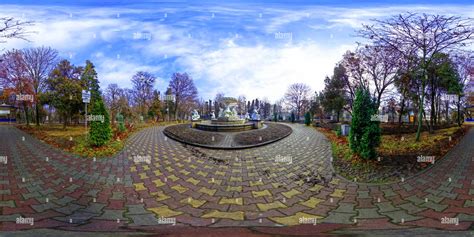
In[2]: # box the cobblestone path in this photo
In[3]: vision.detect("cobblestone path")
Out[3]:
[0,124,472,234]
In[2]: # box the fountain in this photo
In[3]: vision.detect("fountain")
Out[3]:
[164,97,291,148]
[194,97,262,132]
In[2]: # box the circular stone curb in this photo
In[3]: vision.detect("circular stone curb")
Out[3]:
[163,122,293,149]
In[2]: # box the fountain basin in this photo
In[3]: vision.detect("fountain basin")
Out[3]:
[195,120,261,132]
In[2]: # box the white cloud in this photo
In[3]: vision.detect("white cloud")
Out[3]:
[1,2,473,104]
[94,56,163,90]
[180,41,354,102]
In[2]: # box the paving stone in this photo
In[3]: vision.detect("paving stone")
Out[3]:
[424,194,444,203]
[64,211,99,223]
[269,212,322,226]
[252,190,272,198]
[401,184,414,192]
[181,197,207,208]
[0,200,15,208]
[330,189,346,198]
[53,196,75,206]
[95,209,126,220]
[334,203,356,213]
[438,191,457,199]
[299,197,324,208]
[406,195,425,205]
[82,203,106,214]
[355,208,384,219]
[374,200,399,212]
[381,189,397,197]
[398,203,427,214]
[455,213,474,222]
[148,206,182,218]
[383,210,423,223]
[257,201,287,212]
[54,203,84,215]
[31,202,60,213]
[421,201,448,212]
[111,192,124,200]
[129,214,160,226]
[282,189,301,199]
[0,214,21,221]
[218,197,242,205]
[22,191,42,200]
[321,211,355,224]
[201,210,244,221]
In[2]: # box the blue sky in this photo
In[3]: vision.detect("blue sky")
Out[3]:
[1,1,473,102]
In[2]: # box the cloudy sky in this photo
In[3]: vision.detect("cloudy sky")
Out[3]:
[1,0,473,102]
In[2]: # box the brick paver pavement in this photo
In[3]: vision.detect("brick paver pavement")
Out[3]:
[0,124,472,234]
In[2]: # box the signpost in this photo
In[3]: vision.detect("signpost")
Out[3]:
[82,90,91,133]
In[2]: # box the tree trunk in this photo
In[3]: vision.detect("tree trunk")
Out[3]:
[398,98,405,125]
[24,105,30,126]
[457,94,462,126]
[35,103,40,126]
[415,81,426,142]
[429,87,435,134]
[63,114,67,129]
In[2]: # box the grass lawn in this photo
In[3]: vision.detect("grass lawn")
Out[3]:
[18,121,178,158]
[317,125,468,183]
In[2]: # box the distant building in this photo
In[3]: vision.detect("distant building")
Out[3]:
[0,104,16,123]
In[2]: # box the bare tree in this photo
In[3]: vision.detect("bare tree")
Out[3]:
[0,49,33,125]
[0,17,33,43]
[359,13,474,141]
[131,71,156,118]
[284,83,311,120]
[22,47,58,126]
[237,95,246,115]
[105,83,123,124]
[168,72,198,120]
[453,53,474,126]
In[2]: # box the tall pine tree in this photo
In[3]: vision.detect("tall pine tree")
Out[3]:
[349,87,381,159]
[89,97,112,146]
[81,60,112,146]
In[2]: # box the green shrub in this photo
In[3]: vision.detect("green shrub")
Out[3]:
[304,112,311,126]
[349,87,380,159]
[89,98,112,146]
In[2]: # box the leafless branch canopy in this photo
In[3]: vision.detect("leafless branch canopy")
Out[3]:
[0,17,34,43]
[359,13,474,64]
